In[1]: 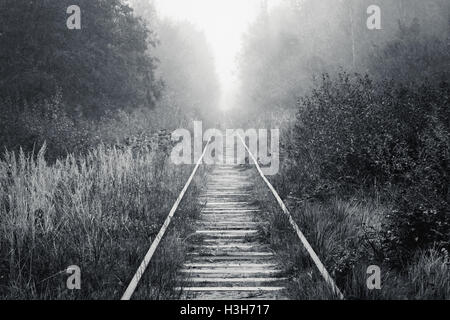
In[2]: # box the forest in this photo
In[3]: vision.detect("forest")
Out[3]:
[0,0,449,300]
[234,0,449,299]
[0,0,219,299]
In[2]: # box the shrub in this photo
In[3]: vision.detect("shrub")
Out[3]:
[283,72,449,262]
[0,93,96,161]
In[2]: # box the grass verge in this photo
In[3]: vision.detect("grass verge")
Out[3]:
[0,144,208,300]
[251,170,450,300]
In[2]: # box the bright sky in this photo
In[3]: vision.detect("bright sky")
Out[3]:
[154,0,265,110]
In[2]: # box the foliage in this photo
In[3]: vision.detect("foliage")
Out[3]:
[0,0,220,160]
[368,17,450,85]
[0,93,96,161]
[154,20,220,122]
[128,0,221,123]
[254,182,450,299]
[237,0,450,115]
[281,72,449,262]
[0,0,162,118]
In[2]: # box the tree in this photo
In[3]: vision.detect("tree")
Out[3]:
[0,0,161,117]
[127,0,220,122]
[237,0,450,116]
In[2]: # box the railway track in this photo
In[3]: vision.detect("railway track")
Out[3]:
[178,163,288,300]
[122,134,344,300]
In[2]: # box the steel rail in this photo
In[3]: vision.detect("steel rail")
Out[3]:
[121,139,211,300]
[238,134,345,300]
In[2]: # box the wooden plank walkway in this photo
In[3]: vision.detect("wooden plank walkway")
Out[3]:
[177,160,288,300]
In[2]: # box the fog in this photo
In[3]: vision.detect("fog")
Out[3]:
[141,0,450,114]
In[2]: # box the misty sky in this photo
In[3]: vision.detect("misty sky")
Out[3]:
[154,0,278,109]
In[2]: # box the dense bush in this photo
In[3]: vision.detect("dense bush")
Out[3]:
[0,89,192,162]
[0,94,96,161]
[283,73,449,262]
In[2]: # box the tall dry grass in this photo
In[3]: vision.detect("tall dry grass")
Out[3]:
[252,174,450,300]
[0,143,204,299]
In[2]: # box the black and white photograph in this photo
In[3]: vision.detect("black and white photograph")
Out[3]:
[0,0,448,310]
